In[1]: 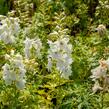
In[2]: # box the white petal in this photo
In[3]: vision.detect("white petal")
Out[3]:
[16,79,26,90]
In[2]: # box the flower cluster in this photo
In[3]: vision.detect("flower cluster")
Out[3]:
[47,37,73,79]
[24,37,42,59]
[0,15,20,44]
[2,50,26,90]
[90,59,109,93]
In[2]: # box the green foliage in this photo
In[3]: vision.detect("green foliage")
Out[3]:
[0,0,109,109]
[95,0,109,26]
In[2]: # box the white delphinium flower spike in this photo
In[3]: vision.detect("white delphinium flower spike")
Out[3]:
[0,16,20,44]
[2,51,26,90]
[47,37,73,79]
[2,64,12,85]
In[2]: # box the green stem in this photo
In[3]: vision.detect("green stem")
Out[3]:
[11,86,19,109]
[101,91,103,109]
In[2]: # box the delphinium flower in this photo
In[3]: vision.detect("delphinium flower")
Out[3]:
[24,37,33,59]
[0,15,20,44]
[2,64,12,85]
[24,37,42,59]
[2,50,26,90]
[90,59,109,93]
[47,37,73,79]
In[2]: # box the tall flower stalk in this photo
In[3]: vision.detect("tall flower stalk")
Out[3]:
[0,15,20,44]
[47,28,73,79]
[90,59,109,93]
[2,50,26,90]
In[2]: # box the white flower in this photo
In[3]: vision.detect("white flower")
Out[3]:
[47,37,73,79]
[0,15,6,20]
[10,50,15,56]
[90,58,109,93]
[92,81,103,93]
[5,54,11,60]
[32,38,42,57]
[47,58,52,71]
[48,40,60,52]
[0,24,8,34]
[49,31,59,37]
[56,55,73,79]
[14,54,24,68]
[10,18,20,34]
[16,79,26,90]
[61,66,72,79]
[24,37,42,59]
[0,16,20,44]
[2,64,12,85]
[19,68,26,78]
[24,38,32,59]
[90,65,107,81]
[105,59,109,70]
[10,71,16,81]
[2,52,26,90]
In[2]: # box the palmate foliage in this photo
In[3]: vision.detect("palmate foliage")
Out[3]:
[0,0,109,109]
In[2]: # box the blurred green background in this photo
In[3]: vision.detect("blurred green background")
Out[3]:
[0,0,9,15]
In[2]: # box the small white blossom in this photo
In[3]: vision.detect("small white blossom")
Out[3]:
[47,58,52,71]
[5,54,11,60]
[92,81,103,93]
[32,38,42,57]
[2,64,12,85]
[49,31,59,37]
[24,38,32,59]
[10,18,20,34]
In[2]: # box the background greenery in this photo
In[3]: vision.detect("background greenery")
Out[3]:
[0,0,9,15]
